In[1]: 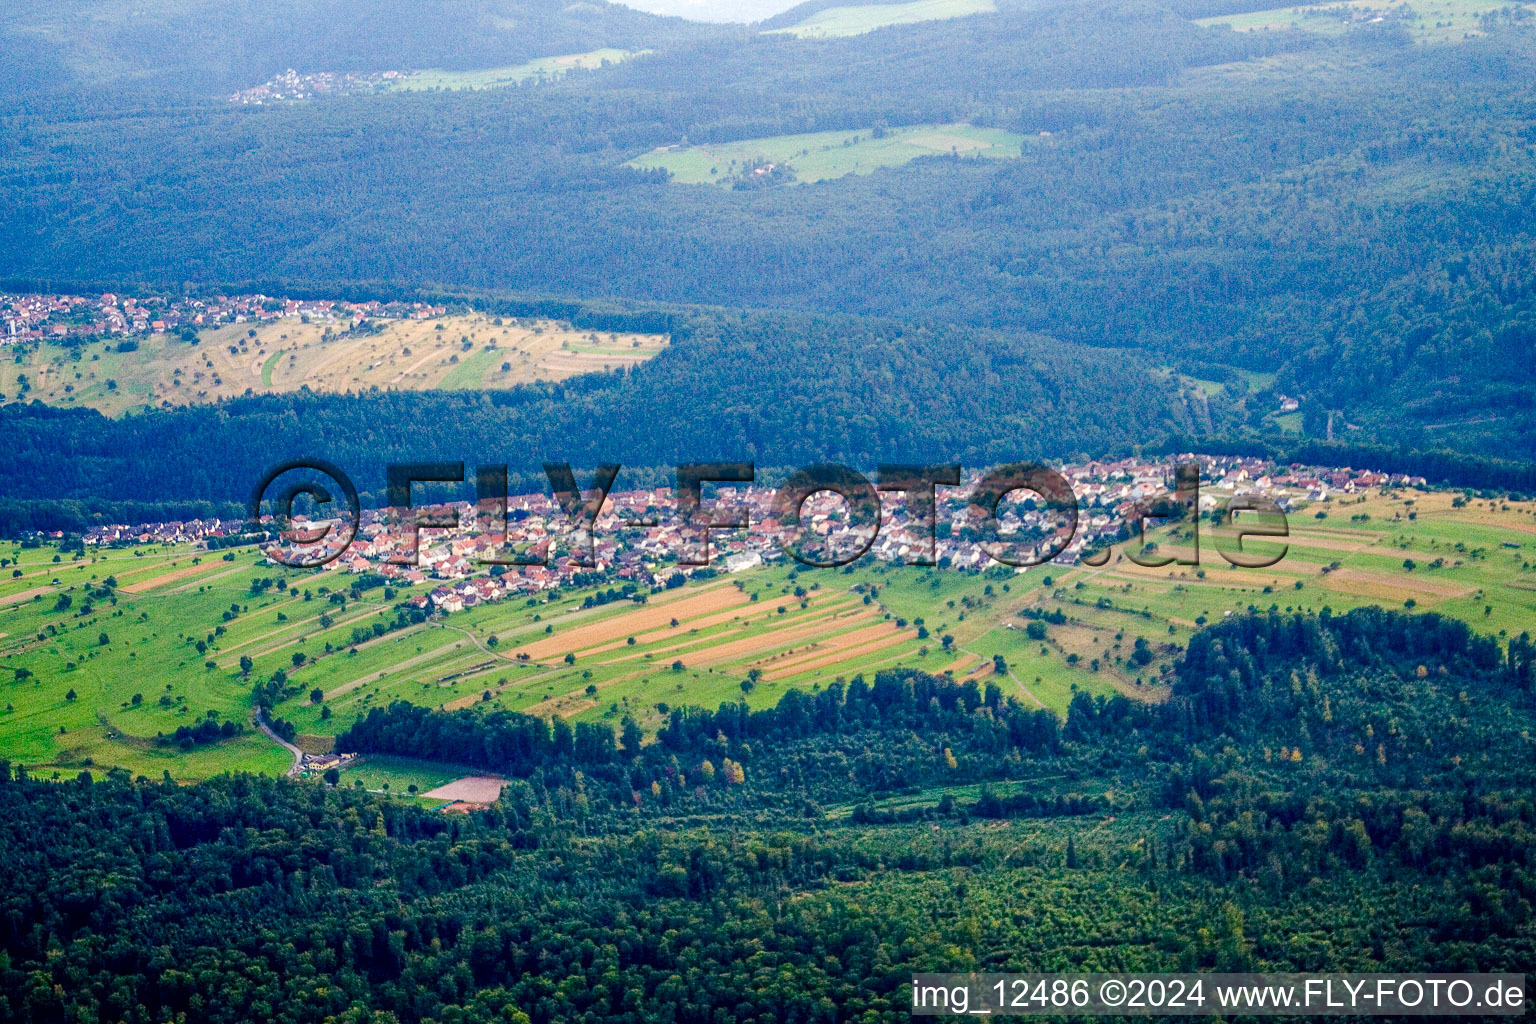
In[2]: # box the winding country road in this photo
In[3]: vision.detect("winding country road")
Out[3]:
[255,709,304,776]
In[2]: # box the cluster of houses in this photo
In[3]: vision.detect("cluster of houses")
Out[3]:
[67,456,1429,605]
[228,69,407,104]
[1,291,446,344]
[295,751,359,778]
[240,455,1427,614]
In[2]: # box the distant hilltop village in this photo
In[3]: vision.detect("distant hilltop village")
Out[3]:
[227,69,408,105]
[1,291,445,344]
[61,455,1430,617]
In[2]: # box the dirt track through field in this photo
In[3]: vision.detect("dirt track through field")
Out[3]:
[938,653,980,676]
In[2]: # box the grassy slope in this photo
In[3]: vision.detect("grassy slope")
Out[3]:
[0,314,667,417]
[1194,0,1530,41]
[763,0,996,37]
[384,49,647,91]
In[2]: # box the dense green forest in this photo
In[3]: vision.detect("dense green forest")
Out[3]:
[2,609,1532,1022]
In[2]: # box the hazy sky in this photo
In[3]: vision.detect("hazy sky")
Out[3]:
[615,0,805,22]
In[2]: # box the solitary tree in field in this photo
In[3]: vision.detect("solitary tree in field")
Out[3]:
[239,655,253,678]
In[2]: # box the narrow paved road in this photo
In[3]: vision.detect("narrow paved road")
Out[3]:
[255,709,304,776]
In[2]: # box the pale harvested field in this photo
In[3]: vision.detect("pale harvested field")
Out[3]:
[939,653,981,676]
[523,694,599,717]
[591,595,861,664]
[1276,533,1380,553]
[513,585,746,661]
[569,593,851,659]
[763,625,914,680]
[421,776,505,803]
[1326,568,1475,601]
[4,313,668,416]
[241,315,666,394]
[663,608,879,668]
[756,620,904,675]
[119,560,229,593]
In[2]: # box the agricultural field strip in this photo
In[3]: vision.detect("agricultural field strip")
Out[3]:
[586,593,862,664]
[627,122,1027,186]
[595,603,875,668]
[324,637,473,701]
[497,604,894,712]
[511,582,744,660]
[165,561,266,595]
[681,609,887,670]
[352,597,878,718]
[119,559,231,593]
[577,589,866,660]
[762,627,917,681]
[217,601,396,671]
[0,550,180,589]
[757,619,910,675]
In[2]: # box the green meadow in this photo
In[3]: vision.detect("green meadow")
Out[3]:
[764,0,996,38]
[627,122,1029,186]
[386,49,645,92]
[338,755,469,803]
[1194,0,1523,42]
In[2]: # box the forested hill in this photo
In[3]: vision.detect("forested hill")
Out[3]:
[0,308,1192,508]
[3,5,1534,457]
[0,0,717,98]
[1,610,1532,1022]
